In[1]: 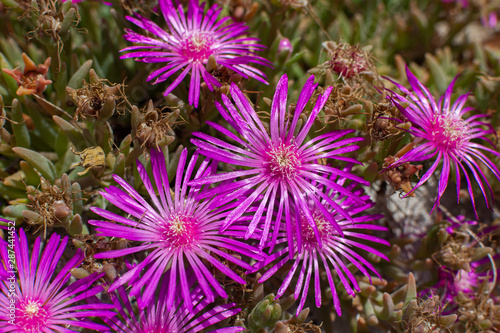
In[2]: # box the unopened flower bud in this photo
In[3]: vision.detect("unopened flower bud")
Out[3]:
[248,294,282,331]
[116,238,128,250]
[70,268,90,279]
[101,263,117,281]
[23,210,44,224]
[53,200,71,220]
[277,38,292,56]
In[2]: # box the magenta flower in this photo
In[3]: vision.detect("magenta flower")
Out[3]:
[89,148,263,309]
[120,0,270,107]
[190,74,368,250]
[424,260,494,303]
[277,38,293,56]
[103,282,244,333]
[481,11,499,28]
[250,167,388,316]
[0,229,115,332]
[385,66,500,214]
[442,0,498,27]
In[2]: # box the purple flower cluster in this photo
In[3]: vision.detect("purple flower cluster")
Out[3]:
[250,166,389,315]
[0,1,393,328]
[88,73,388,318]
[6,0,500,330]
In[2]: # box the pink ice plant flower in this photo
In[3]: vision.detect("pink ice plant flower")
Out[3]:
[190,74,369,251]
[89,148,263,310]
[250,166,389,316]
[102,282,244,333]
[120,0,270,107]
[424,260,494,303]
[0,229,115,332]
[442,0,498,27]
[481,11,499,28]
[386,66,500,214]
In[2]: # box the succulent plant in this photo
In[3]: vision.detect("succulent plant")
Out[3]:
[0,0,499,332]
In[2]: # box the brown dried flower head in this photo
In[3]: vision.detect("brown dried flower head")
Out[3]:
[314,83,364,124]
[382,155,423,197]
[67,69,126,121]
[132,100,181,154]
[437,239,474,272]
[456,282,500,331]
[23,174,81,237]
[23,0,82,60]
[367,100,410,142]
[202,56,243,99]
[434,227,493,273]
[2,53,52,96]
[402,295,457,333]
[323,42,376,78]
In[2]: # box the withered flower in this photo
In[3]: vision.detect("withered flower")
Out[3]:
[199,56,245,110]
[313,83,363,124]
[70,146,106,176]
[323,42,376,79]
[367,100,410,142]
[456,283,500,331]
[402,295,457,332]
[67,69,125,121]
[71,234,128,281]
[23,0,81,62]
[382,155,423,196]
[433,224,493,273]
[2,53,52,96]
[131,100,181,154]
[23,174,83,237]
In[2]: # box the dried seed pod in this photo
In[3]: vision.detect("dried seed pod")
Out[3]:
[312,83,364,124]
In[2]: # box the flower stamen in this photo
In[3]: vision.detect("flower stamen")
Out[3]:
[17,298,49,332]
[430,114,469,150]
[161,213,199,248]
[298,210,337,249]
[263,142,301,181]
[180,31,215,62]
